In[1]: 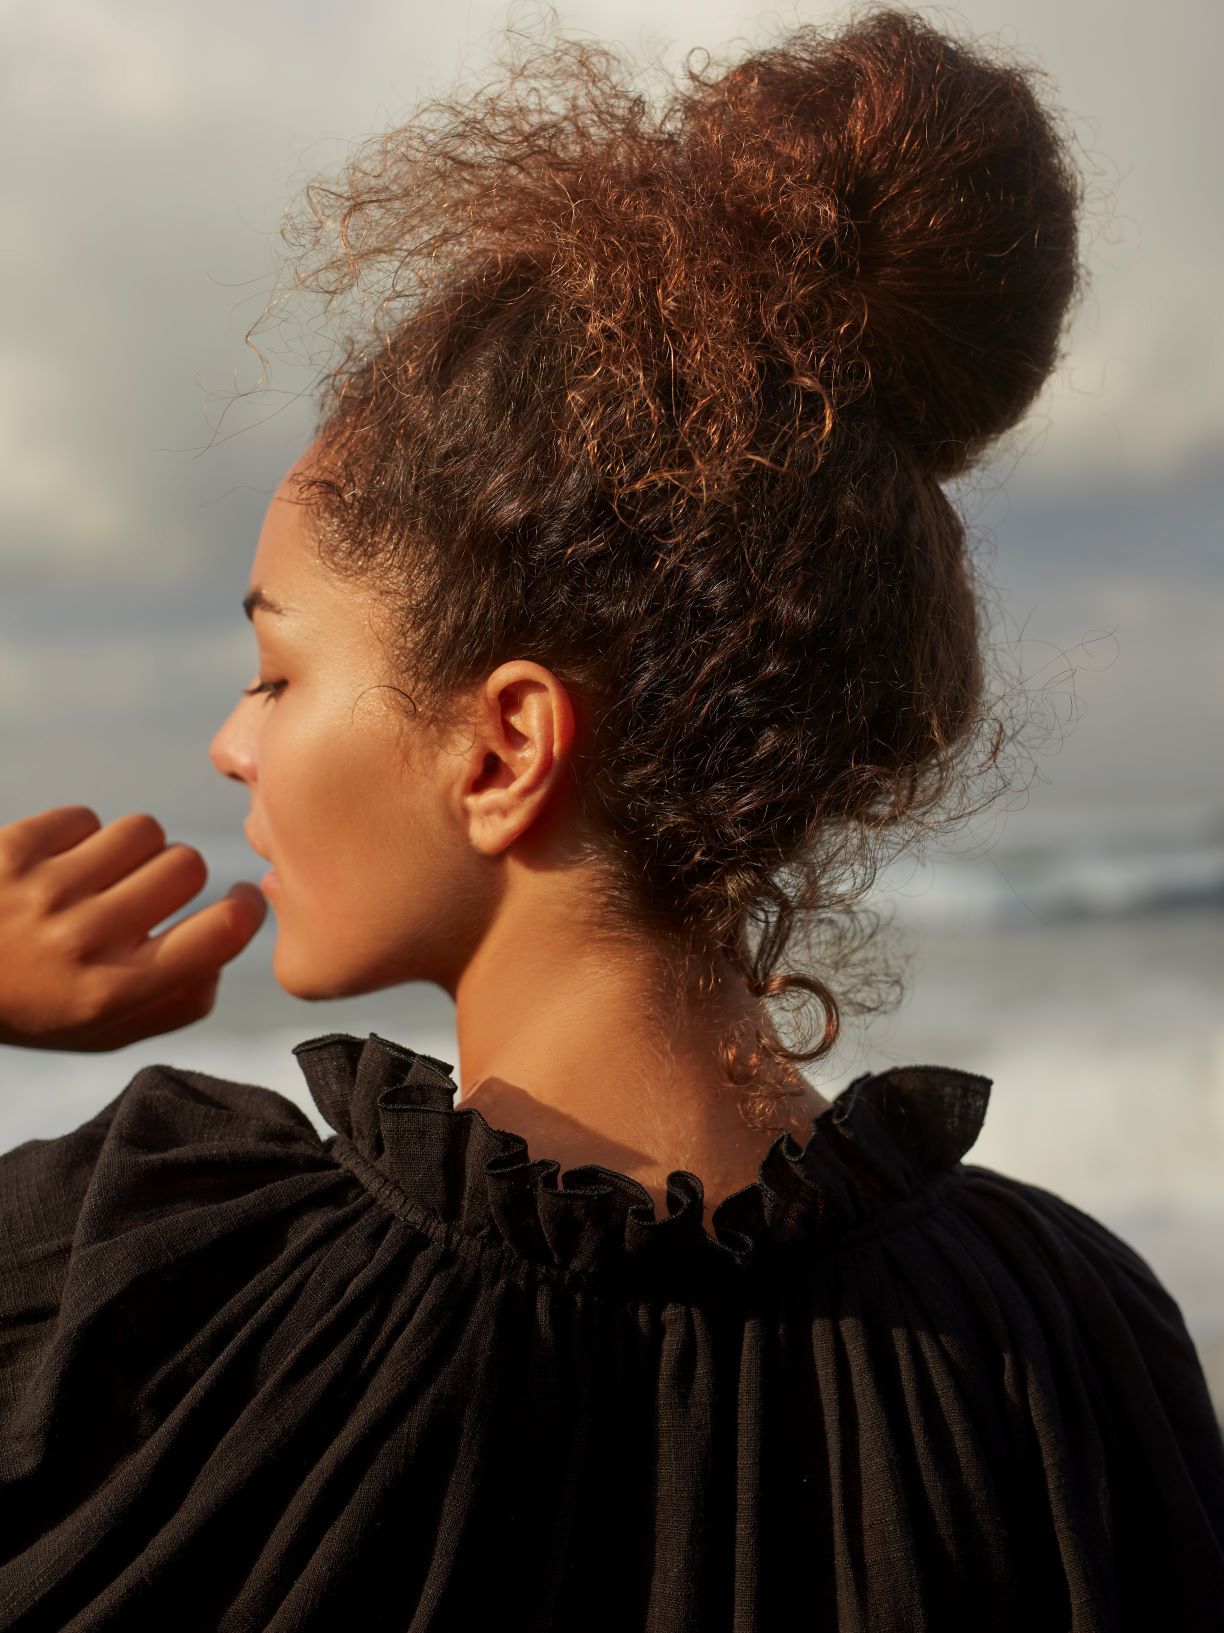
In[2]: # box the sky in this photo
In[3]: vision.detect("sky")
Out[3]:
[1,0,1221,844]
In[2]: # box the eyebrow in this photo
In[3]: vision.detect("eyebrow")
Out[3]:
[243,587,292,621]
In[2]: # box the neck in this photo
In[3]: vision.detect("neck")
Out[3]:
[447,872,829,1206]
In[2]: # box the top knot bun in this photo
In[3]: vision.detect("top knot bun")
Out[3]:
[677,7,1085,478]
[287,6,1086,507]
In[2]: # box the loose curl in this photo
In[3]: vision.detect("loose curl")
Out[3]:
[251,4,1087,1130]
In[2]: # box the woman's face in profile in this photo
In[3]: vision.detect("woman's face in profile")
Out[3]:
[208,450,467,1000]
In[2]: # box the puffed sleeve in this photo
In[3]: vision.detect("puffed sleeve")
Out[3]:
[0,1062,352,1516]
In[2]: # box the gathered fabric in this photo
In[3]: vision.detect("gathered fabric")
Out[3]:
[1,1029,1222,1631]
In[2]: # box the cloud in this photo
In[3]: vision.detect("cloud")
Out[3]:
[3,0,188,125]
[0,618,257,726]
[0,348,146,570]
[0,640,149,722]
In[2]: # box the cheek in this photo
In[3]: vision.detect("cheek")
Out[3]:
[269,721,370,855]
[260,708,460,994]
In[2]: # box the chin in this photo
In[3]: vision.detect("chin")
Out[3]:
[271,938,379,1003]
[271,940,335,1002]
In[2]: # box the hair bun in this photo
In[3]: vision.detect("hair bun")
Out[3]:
[681,7,1085,478]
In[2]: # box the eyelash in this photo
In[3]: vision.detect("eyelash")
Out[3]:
[243,679,286,701]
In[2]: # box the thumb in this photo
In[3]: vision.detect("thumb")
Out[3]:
[224,881,269,941]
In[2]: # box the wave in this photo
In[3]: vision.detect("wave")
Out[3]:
[876,834,1224,930]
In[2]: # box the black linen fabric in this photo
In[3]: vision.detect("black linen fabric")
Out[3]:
[1,1028,1222,1631]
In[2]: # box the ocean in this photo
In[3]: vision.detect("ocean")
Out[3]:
[3,796,1222,1425]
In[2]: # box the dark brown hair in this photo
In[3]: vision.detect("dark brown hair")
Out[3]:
[259,4,1086,1126]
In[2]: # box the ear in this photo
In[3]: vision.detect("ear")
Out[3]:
[455,661,577,856]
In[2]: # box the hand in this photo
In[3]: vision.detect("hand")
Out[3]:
[0,805,267,1053]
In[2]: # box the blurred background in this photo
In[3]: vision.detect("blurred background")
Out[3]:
[1,0,1221,1420]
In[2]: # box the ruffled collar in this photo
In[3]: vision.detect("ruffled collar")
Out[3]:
[292,1030,991,1301]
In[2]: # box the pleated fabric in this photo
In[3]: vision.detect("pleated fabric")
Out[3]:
[1,1027,1222,1631]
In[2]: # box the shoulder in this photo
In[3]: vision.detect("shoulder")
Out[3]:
[0,1060,382,1546]
[0,1059,345,1294]
[5,1053,328,1169]
[950,1162,1224,1446]
[953,1161,1180,1307]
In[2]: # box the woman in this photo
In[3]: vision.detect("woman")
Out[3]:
[2,7,1222,1628]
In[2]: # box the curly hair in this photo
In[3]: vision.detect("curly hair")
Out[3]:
[254,4,1086,1129]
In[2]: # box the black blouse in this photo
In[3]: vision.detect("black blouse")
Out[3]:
[1,1028,1222,1631]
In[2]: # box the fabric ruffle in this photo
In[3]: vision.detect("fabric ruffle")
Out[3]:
[292,1029,992,1297]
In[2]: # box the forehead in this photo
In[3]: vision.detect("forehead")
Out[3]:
[247,459,323,605]
[256,464,313,553]
[245,456,385,656]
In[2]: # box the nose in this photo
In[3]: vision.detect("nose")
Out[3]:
[209,702,255,787]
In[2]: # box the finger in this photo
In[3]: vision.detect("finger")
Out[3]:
[73,841,209,947]
[0,806,102,873]
[101,884,267,1014]
[72,974,221,1054]
[46,811,169,902]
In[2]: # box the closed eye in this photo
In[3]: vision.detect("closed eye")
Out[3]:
[243,679,286,700]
